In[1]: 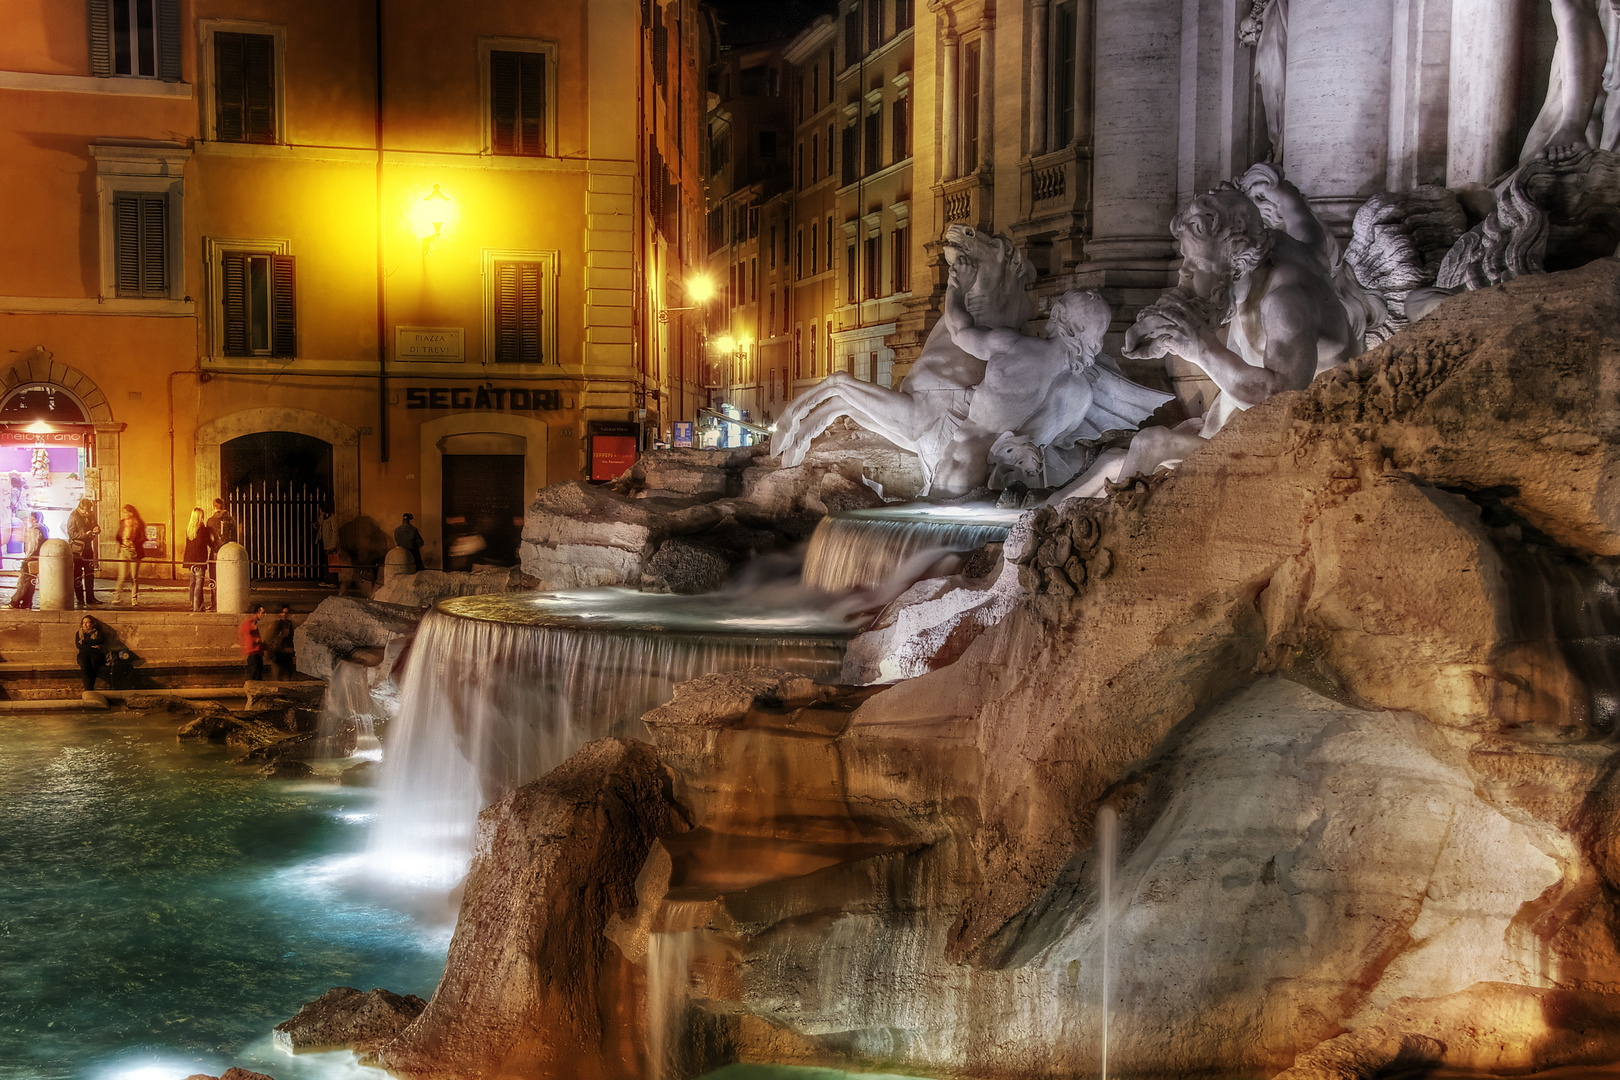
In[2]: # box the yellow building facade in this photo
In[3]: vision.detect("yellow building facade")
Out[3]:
[0,0,706,574]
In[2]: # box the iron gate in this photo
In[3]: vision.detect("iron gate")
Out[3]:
[229,480,328,580]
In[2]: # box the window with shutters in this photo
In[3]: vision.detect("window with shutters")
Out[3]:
[841,123,858,186]
[892,94,910,161]
[895,0,914,33]
[219,251,296,357]
[90,0,182,81]
[480,40,557,158]
[206,238,292,356]
[492,262,543,362]
[865,235,881,299]
[864,109,881,176]
[112,193,169,298]
[214,32,277,143]
[482,249,558,366]
[891,225,909,293]
[810,222,818,274]
[200,22,284,143]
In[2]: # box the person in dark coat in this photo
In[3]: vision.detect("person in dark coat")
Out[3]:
[76,615,106,691]
[66,498,100,606]
[393,513,424,571]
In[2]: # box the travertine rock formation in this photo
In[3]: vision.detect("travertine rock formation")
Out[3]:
[372,262,1620,1078]
[520,457,882,591]
[273,986,426,1054]
[374,738,687,1080]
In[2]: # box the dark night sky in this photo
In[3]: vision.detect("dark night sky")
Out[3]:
[707,0,838,47]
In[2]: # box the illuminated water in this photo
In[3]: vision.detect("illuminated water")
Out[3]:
[0,711,450,1080]
[802,503,1022,592]
[369,590,851,891]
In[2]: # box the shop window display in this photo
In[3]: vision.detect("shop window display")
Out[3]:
[0,387,92,562]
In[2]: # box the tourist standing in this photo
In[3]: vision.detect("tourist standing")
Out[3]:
[110,504,146,605]
[75,615,105,691]
[184,508,214,612]
[262,605,296,680]
[238,605,265,681]
[66,498,100,607]
[207,497,238,584]
[8,512,45,609]
[393,513,424,571]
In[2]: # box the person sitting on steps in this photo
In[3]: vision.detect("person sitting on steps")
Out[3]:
[76,615,106,691]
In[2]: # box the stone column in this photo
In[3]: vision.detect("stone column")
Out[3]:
[1075,0,1094,144]
[979,18,996,168]
[1031,0,1051,156]
[1087,0,1183,265]
[37,539,70,611]
[1446,0,1525,185]
[943,32,961,181]
[1284,0,1396,229]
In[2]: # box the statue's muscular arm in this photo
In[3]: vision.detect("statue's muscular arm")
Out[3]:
[1183,281,1320,407]
[942,267,1025,363]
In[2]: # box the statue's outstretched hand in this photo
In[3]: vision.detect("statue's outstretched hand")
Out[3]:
[1123,289,1211,362]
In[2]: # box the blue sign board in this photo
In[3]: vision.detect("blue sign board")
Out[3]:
[672,421,693,448]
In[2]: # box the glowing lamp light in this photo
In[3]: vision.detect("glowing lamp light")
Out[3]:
[714,333,737,353]
[409,184,457,251]
[24,420,54,435]
[685,274,716,303]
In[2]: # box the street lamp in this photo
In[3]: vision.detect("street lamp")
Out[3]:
[410,184,456,254]
[657,273,717,323]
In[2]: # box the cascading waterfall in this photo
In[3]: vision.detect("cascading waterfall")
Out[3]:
[320,658,381,757]
[646,900,710,1080]
[802,504,1022,592]
[369,589,850,889]
[1097,805,1118,1080]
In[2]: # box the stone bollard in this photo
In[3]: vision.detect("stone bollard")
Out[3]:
[37,538,72,610]
[383,545,416,584]
[215,542,250,614]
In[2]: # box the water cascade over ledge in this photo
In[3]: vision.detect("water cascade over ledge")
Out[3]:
[801,503,1023,592]
[369,589,852,889]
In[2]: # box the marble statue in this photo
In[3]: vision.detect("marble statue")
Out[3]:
[939,262,1173,491]
[772,225,1170,497]
[1238,163,1388,345]
[1522,0,1620,162]
[1239,0,1288,161]
[1050,183,1357,504]
[772,225,1036,496]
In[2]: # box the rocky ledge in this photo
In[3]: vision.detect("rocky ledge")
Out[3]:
[297,262,1620,1079]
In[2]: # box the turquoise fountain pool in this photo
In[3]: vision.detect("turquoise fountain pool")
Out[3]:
[0,711,450,1080]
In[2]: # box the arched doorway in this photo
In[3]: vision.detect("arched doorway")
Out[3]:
[221,432,334,580]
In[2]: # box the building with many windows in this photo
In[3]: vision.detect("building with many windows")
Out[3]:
[0,0,707,574]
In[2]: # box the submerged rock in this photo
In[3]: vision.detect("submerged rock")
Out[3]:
[259,760,315,780]
[373,737,687,1080]
[339,759,377,787]
[273,986,426,1054]
[182,1070,277,1080]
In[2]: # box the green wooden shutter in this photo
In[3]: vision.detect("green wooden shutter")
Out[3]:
[493,262,542,362]
[157,0,181,82]
[517,264,542,362]
[221,252,249,355]
[519,52,545,155]
[89,0,113,76]
[244,34,275,141]
[270,255,297,358]
[215,33,245,141]
[114,194,167,297]
[114,195,142,293]
[139,194,167,295]
[490,52,518,154]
